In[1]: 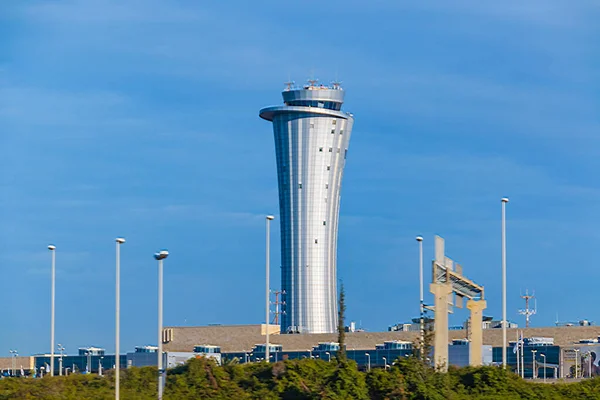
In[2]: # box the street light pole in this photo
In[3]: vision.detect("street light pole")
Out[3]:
[574,349,580,379]
[9,350,17,376]
[416,236,424,361]
[58,344,65,376]
[501,198,509,369]
[366,353,370,371]
[48,244,56,376]
[531,349,537,379]
[265,215,274,364]
[541,354,546,383]
[382,357,388,370]
[115,238,125,400]
[154,250,169,400]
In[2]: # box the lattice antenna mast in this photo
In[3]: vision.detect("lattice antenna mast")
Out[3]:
[271,290,286,325]
[518,289,536,328]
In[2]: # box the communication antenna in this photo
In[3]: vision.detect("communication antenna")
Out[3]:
[331,80,342,90]
[271,290,286,325]
[284,81,295,91]
[518,289,536,328]
[307,79,318,87]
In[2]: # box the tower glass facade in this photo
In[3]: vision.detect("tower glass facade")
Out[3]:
[260,82,354,334]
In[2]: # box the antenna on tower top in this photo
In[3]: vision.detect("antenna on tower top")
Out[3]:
[307,79,318,87]
[284,81,295,91]
[518,289,536,328]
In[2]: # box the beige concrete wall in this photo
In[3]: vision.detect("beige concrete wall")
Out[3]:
[163,325,600,353]
[0,356,34,371]
[260,324,281,335]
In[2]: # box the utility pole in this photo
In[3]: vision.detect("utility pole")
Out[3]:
[271,290,285,325]
[518,290,536,328]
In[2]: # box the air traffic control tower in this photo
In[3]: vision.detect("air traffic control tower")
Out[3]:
[260,80,354,334]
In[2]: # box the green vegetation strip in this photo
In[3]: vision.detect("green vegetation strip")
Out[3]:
[1,357,599,399]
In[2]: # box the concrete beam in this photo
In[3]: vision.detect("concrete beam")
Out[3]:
[467,299,487,366]
[431,282,453,371]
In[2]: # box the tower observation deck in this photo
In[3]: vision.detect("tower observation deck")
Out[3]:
[260,80,354,334]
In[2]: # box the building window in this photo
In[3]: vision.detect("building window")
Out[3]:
[331,129,335,134]
[344,149,348,159]
[299,183,302,189]
[319,147,323,152]
[315,239,318,244]
[327,166,330,171]
[337,148,340,153]
[329,148,332,152]
[323,221,327,226]
[332,120,337,125]
[310,124,314,128]
[325,183,329,189]
[340,130,344,134]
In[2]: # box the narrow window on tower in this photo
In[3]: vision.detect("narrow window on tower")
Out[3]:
[337,148,340,153]
[314,239,318,244]
[310,123,314,128]
[327,165,330,171]
[325,183,329,189]
[331,129,335,134]
[319,147,323,152]
[329,148,332,152]
[344,149,348,159]
[332,120,337,125]
[323,221,327,226]
[340,129,344,135]
[299,183,302,189]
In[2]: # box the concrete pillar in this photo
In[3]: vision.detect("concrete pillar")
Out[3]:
[430,282,453,371]
[466,299,487,367]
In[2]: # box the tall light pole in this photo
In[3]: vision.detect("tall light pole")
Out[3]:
[574,348,580,378]
[115,238,125,400]
[365,353,370,372]
[155,250,169,400]
[382,356,388,370]
[9,350,17,376]
[57,344,65,376]
[48,244,56,376]
[325,352,331,362]
[416,235,424,360]
[540,353,546,383]
[531,349,537,379]
[265,215,274,363]
[501,198,509,369]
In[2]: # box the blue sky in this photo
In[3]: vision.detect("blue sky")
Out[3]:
[1,0,600,355]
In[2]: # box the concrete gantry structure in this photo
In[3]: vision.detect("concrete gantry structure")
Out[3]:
[431,235,486,371]
[260,80,354,334]
[466,299,487,366]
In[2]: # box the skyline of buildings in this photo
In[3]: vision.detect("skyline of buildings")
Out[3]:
[260,81,354,334]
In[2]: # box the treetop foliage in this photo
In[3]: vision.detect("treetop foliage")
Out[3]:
[1,356,600,399]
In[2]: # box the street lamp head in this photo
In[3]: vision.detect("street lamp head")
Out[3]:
[266,215,275,221]
[501,197,509,203]
[116,238,126,244]
[416,236,423,242]
[154,250,169,260]
[48,245,56,251]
